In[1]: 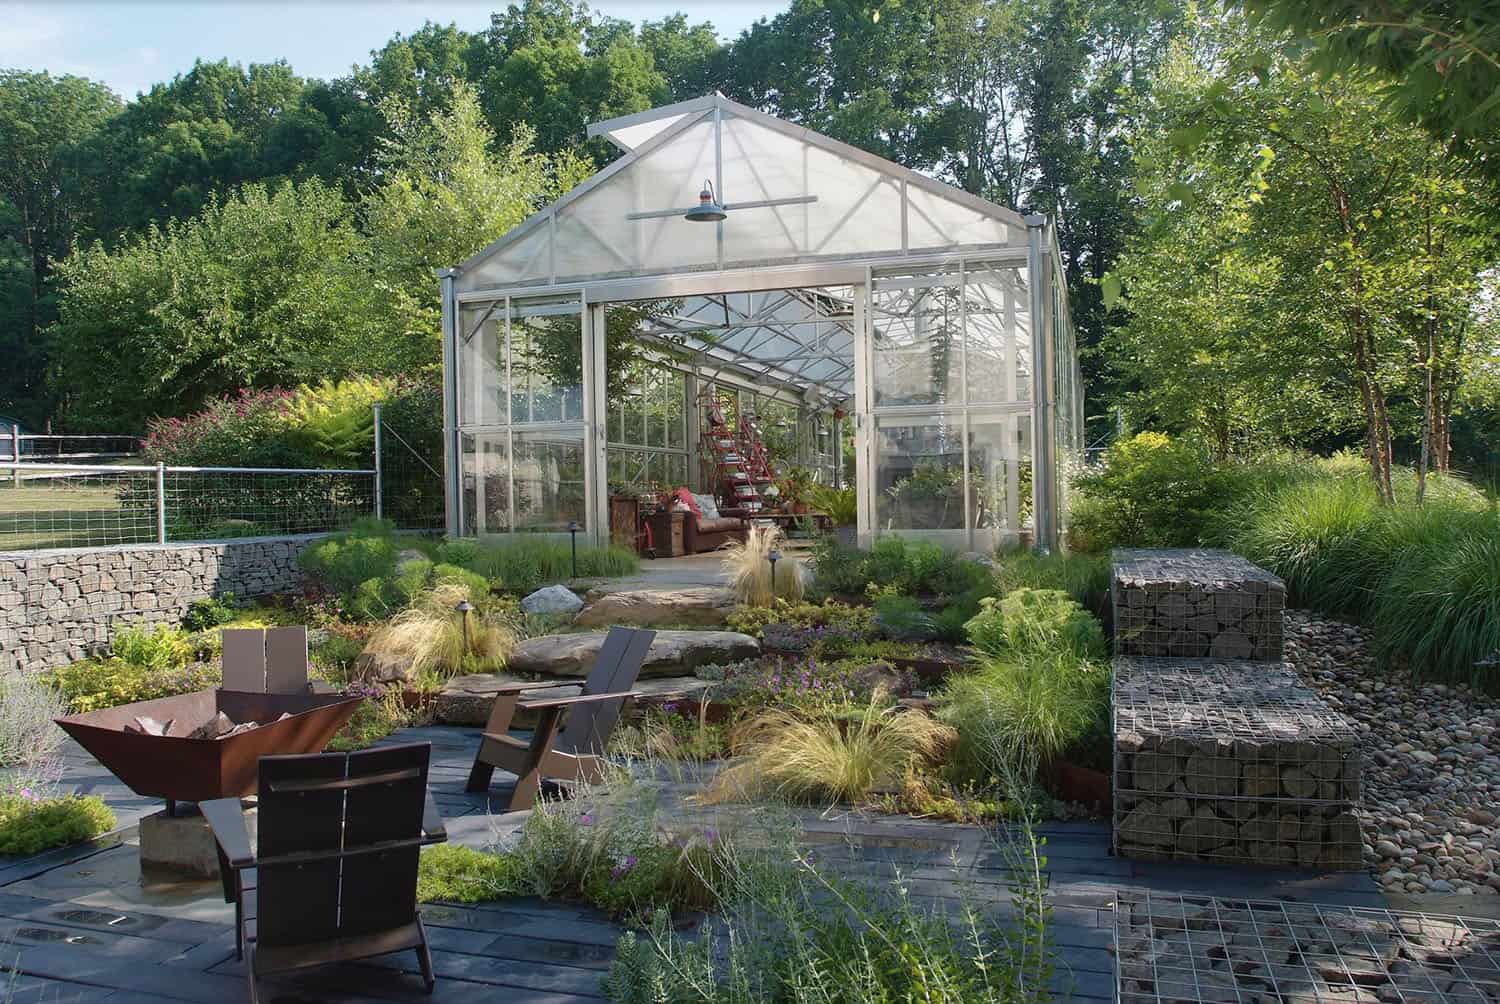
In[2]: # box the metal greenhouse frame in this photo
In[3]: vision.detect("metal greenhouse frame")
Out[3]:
[439,93,1082,552]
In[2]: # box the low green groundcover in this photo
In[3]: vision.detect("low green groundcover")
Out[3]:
[0,792,117,856]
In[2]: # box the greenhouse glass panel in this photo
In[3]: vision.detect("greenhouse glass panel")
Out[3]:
[512,430,586,532]
[875,415,966,532]
[967,414,1032,539]
[461,432,512,536]
[458,305,505,426]
[872,279,964,408]
[963,266,1030,407]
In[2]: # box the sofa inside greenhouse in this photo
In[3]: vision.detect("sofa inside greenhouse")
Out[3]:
[440,93,1082,553]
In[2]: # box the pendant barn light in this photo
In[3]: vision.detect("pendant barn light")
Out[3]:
[684,179,727,222]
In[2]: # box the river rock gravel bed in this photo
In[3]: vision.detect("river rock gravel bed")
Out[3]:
[1284,610,1500,897]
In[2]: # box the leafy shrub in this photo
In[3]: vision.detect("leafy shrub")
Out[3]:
[872,594,936,641]
[143,388,299,467]
[811,534,991,600]
[110,623,194,670]
[278,376,393,468]
[1067,432,1224,551]
[433,538,481,567]
[722,525,805,607]
[965,589,1106,661]
[298,522,401,599]
[0,792,116,856]
[707,697,954,806]
[310,631,366,686]
[807,485,857,526]
[806,536,870,597]
[50,657,221,713]
[181,593,237,632]
[417,844,525,903]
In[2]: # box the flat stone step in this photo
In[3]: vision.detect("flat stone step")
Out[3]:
[574,586,736,628]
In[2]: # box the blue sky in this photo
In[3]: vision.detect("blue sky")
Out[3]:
[1,2,775,101]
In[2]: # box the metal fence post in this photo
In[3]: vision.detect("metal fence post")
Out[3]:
[372,403,384,520]
[10,424,19,488]
[155,463,167,543]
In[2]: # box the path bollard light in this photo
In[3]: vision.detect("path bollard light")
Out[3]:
[568,521,580,578]
[455,600,474,652]
[768,548,782,595]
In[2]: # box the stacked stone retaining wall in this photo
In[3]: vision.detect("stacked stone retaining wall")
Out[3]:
[0,536,320,673]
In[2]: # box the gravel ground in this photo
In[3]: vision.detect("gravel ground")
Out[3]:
[1285,609,1500,897]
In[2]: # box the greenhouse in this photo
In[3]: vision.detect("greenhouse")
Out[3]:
[439,93,1082,552]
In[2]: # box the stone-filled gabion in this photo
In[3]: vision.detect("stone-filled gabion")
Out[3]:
[1115,892,1500,1004]
[1113,658,1363,871]
[1113,548,1285,661]
[0,535,320,673]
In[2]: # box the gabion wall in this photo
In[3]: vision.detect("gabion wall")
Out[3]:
[1113,548,1285,661]
[1113,658,1363,870]
[1115,892,1500,1004]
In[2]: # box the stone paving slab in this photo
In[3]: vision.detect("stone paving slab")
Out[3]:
[0,722,1389,1004]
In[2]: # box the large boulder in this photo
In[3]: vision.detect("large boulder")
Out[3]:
[508,629,759,679]
[574,586,737,628]
[352,647,414,685]
[521,585,584,617]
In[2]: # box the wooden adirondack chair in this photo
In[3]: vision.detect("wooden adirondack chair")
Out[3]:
[221,627,324,694]
[202,742,447,1003]
[465,625,654,811]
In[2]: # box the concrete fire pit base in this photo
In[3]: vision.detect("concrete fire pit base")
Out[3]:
[138,803,256,880]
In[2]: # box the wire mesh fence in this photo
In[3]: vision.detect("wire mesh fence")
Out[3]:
[375,406,445,532]
[0,464,376,552]
[2,431,140,463]
[1114,891,1500,1004]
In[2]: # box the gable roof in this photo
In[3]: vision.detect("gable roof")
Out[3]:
[452,93,1027,294]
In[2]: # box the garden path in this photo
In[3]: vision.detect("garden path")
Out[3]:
[0,725,1382,1003]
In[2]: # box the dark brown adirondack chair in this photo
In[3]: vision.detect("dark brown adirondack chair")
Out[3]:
[202,742,448,1003]
[465,626,654,811]
[222,626,335,694]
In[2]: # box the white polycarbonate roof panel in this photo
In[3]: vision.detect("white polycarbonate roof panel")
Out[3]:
[454,96,1025,293]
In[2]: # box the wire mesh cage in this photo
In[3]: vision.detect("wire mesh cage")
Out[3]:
[0,467,159,550]
[1113,658,1363,870]
[1113,548,1286,661]
[1114,891,1500,1004]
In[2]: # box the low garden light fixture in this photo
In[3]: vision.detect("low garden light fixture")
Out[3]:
[767,548,782,593]
[454,600,474,651]
[567,521,580,578]
[685,180,727,223]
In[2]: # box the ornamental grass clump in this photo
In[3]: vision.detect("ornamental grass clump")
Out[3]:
[705,694,955,806]
[358,580,516,680]
[723,525,805,606]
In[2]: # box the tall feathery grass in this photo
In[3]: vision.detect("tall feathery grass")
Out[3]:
[722,525,805,606]
[1199,457,1500,686]
[705,694,954,806]
[359,580,516,680]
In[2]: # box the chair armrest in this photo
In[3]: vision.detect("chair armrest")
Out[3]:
[517,690,644,712]
[421,789,447,845]
[201,797,255,869]
[493,679,579,694]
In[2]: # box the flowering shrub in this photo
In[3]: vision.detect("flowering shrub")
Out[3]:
[143,388,299,467]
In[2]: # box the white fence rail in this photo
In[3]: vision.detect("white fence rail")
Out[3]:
[1,427,141,466]
[0,462,379,552]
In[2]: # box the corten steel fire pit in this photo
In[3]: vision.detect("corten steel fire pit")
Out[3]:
[55,690,364,808]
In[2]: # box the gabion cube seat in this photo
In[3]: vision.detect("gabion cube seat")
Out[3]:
[1112,548,1285,661]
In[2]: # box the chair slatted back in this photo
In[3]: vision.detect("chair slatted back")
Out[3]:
[254,744,430,948]
[556,627,655,756]
[221,629,267,692]
[264,626,310,695]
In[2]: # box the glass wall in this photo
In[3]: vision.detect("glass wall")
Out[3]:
[868,261,1034,551]
[607,361,689,494]
[456,294,588,536]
